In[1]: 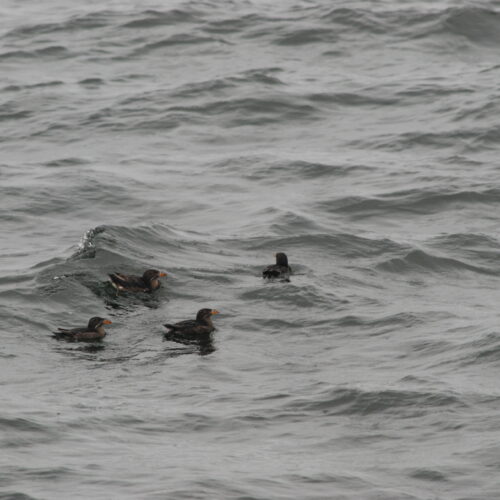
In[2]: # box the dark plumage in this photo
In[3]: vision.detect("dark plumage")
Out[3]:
[52,316,112,342]
[263,252,292,280]
[164,308,219,339]
[108,269,167,293]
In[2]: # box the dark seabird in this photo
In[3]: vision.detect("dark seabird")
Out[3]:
[52,316,112,342]
[108,269,167,293]
[164,308,219,338]
[262,252,292,280]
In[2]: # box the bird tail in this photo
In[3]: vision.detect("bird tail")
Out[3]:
[164,324,175,331]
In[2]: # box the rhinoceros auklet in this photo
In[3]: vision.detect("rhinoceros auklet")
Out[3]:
[164,308,219,337]
[263,252,292,280]
[52,316,112,342]
[108,269,167,293]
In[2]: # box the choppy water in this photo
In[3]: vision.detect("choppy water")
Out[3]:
[2,0,500,498]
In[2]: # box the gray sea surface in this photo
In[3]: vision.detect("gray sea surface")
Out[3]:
[1,0,500,498]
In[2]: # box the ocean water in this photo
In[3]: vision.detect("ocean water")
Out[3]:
[2,0,500,498]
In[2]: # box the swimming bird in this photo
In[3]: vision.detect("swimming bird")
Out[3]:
[164,308,219,338]
[263,252,292,280]
[108,269,167,293]
[52,316,112,342]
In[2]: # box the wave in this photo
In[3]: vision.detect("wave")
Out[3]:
[71,91,319,133]
[172,4,493,49]
[2,177,144,217]
[456,332,500,367]
[227,232,404,257]
[165,95,319,125]
[120,9,199,28]
[377,249,494,275]
[202,13,283,35]
[319,5,500,46]
[273,27,337,46]
[132,33,227,56]
[0,108,32,122]
[307,91,398,107]
[78,77,105,87]
[112,68,283,108]
[2,81,63,92]
[170,68,284,99]
[439,6,500,46]
[318,188,500,217]
[409,468,447,482]
[43,157,90,168]
[284,386,464,417]
[333,312,424,333]
[3,11,115,38]
[0,492,41,500]
[0,416,48,433]
[73,226,106,259]
[30,224,224,303]
[1,224,179,320]
[4,5,500,53]
[321,6,395,33]
[428,233,500,267]
[0,416,57,451]
[68,224,192,264]
[239,283,342,309]
[395,83,474,99]
[214,158,373,182]
[347,129,484,151]
[0,46,69,60]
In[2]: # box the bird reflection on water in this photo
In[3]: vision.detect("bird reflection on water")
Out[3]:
[163,332,215,357]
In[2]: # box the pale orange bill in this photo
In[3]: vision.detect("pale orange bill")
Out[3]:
[103,319,113,325]
[211,310,220,315]
[159,272,167,277]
